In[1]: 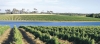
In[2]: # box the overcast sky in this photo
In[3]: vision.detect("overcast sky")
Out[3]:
[0,0,100,13]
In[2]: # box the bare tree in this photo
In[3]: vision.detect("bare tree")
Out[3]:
[11,8,20,14]
[46,11,53,14]
[15,9,19,14]
[13,8,16,14]
[33,8,38,13]
[26,9,29,14]
[4,8,54,14]
[41,10,44,14]
[17,9,20,14]
[12,8,16,14]
[47,11,50,14]
[20,8,25,14]
[5,9,11,14]
[50,11,53,14]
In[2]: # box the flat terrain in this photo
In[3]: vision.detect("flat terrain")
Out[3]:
[1,25,100,44]
[0,14,100,21]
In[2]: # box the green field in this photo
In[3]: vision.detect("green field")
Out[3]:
[19,26,100,44]
[0,15,100,21]
[1,25,100,44]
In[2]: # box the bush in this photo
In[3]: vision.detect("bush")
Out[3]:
[47,36,59,44]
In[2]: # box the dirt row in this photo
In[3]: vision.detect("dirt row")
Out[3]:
[0,28,45,44]
[0,28,72,44]
[19,28,45,44]
[0,28,13,44]
[19,28,73,44]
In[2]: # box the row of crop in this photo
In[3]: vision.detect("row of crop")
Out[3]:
[0,15,22,20]
[12,26,23,44]
[19,26,61,44]
[0,25,10,36]
[0,15,100,21]
[34,26,99,44]
[19,26,99,44]
[0,25,23,44]
[30,26,100,41]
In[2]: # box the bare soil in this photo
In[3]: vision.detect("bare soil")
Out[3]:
[0,28,13,44]
[59,39,74,44]
[19,28,45,44]
[19,28,34,44]
[2,28,14,44]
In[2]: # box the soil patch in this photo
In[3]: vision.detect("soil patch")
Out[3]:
[19,28,35,44]
[0,28,13,44]
[19,28,45,44]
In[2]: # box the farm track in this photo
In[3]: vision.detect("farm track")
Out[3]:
[0,28,13,44]
[19,28,35,44]
[2,28,14,44]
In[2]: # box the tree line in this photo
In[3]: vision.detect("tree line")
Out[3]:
[0,8,53,14]
[55,13,87,16]
[1,8,100,18]
[86,13,100,18]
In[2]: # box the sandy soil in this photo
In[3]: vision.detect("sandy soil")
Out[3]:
[0,28,11,44]
[19,28,45,44]
[59,39,74,44]
[2,29,14,44]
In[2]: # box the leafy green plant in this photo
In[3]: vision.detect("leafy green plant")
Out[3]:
[0,15,100,21]
[0,25,10,36]
[13,26,23,44]
[19,26,100,44]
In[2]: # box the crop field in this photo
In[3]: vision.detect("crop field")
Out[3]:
[0,25,100,44]
[0,15,100,21]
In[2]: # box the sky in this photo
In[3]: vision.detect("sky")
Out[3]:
[0,0,100,13]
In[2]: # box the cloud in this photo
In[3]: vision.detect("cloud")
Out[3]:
[0,0,83,13]
[67,7,82,12]
[0,0,60,8]
[2,0,35,6]
[44,0,59,3]
[1,0,60,6]
[32,5,83,13]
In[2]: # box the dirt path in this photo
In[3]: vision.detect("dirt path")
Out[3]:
[0,28,13,44]
[2,28,14,44]
[59,39,74,44]
[19,28,35,44]
[19,28,45,44]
